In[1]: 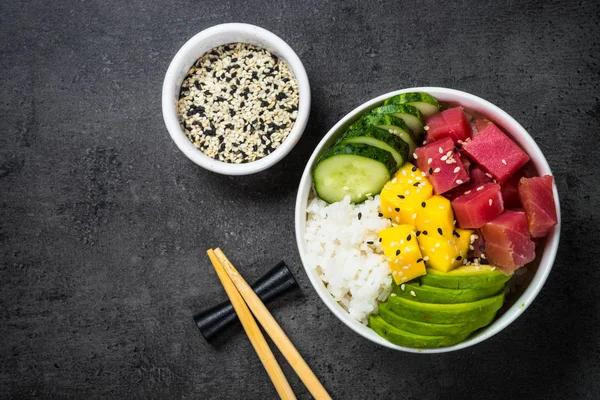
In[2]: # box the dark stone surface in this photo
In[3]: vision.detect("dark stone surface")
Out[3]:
[1,0,599,398]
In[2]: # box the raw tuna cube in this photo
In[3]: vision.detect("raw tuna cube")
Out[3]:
[414,137,470,194]
[472,229,486,258]
[425,107,472,143]
[470,166,493,186]
[481,211,536,273]
[518,175,558,237]
[462,122,530,183]
[501,169,526,209]
[451,183,504,228]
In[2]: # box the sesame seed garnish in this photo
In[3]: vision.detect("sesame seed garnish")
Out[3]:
[477,186,484,191]
[396,249,401,256]
[481,253,487,259]
[439,205,445,209]
[412,213,417,219]
[453,166,461,173]
[437,228,443,235]
[378,212,383,217]
[490,266,495,270]
[456,179,463,185]
[438,147,443,154]
[378,237,382,243]
[400,284,406,290]
[406,234,411,241]
[489,199,493,206]
[456,256,462,261]
[433,168,441,173]
[390,293,397,296]
[405,190,410,195]
[413,152,418,159]
[402,276,408,281]
[502,159,507,165]
[464,190,471,195]
[412,166,417,172]
[428,167,433,174]
[395,207,400,212]
[421,201,426,208]
[392,178,397,184]
[427,157,433,165]
[416,258,423,263]
[416,230,421,236]
[453,230,460,238]
[402,169,407,176]
[398,194,405,199]
[408,179,413,184]
[479,245,485,252]
[395,216,400,222]
[422,230,428,235]
[388,206,392,212]
[178,43,299,163]
[422,140,427,145]
[441,155,448,161]
[424,125,430,131]
[485,173,493,178]
[366,241,373,244]
[413,182,420,187]
[410,290,417,297]
[358,212,362,220]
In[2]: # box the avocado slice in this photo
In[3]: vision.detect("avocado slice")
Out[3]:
[418,266,512,290]
[393,282,505,304]
[386,292,505,324]
[378,302,496,336]
[370,315,470,348]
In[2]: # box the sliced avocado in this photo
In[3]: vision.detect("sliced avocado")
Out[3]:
[386,292,505,324]
[418,266,512,290]
[370,315,470,348]
[379,302,496,336]
[393,282,505,304]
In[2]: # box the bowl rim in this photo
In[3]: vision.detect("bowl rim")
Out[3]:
[162,23,311,176]
[294,87,561,353]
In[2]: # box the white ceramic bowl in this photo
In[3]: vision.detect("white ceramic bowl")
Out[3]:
[295,87,561,353]
[162,23,311,175]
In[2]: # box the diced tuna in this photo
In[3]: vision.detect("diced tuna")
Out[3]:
[501,169,526,209]
[462,122,530,183]
[518,175,558,237]
[470,166,493,186]
[474,119,491,133]
[481,211,536,273]
[425,107,472,143]
[451,183,504,228]
[415,137,470,195]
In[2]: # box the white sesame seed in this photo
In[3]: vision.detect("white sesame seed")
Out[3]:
[398,270,403,276]
[441,155,448,161]
[439,205,445,209]
[400,284,406,290]
[485,173,493,178]
[388,206,392,212]
[423,256,429,261]
[392,178,397,184]
[464,190,471,194]
[489,199,493,206]
[456,179,463,185]
[435,243,440,248]
[434,168,441,173]
[402,276,407,281]
[453,166,461,173]
[424,125,430,131]
[422,140,427,145]
[390,293,397,296]
[438,147,443,154]
[427,157,433,165]
[412,213,417,219]
[402,169,407,176]
[395,216,400,222]
[502,159,507,165]
[413,152,418,159]
[477,186,484,191]
[410,290,416,297]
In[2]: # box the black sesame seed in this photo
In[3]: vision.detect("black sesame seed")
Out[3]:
[378,213,383,217]
[378,237,382,243]
[216,96,226,102]
[437,228,443,235]
[428,167,433,174]
[412,166,417,172]
[398,195,405,199]
[453,148,458,154]
[422,230,428,235]
[358,212,362,220]
[416,258,423,263]
[480,259,489,265]
[413,182,420,187]
[456,256,462,261]
[394,208,400,212]
[229,109,236,117]
[396,249,400,256]
[260,100,269,108]
[203,90,211,96]
[421,201,426,208]
[416,230,421,237]
[367,241,374,245]
[276,92,287,100]
[455,143,462,149]
[406,234,411,241]
[479,245,485,252]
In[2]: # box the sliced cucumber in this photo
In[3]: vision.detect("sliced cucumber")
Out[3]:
[352,114,418,156]
[338,127,408,168]
[313,143,396,204]
[370,104,425,135]
[384,92,441,118]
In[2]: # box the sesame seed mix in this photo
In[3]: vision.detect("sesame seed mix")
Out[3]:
[178,43,299,163]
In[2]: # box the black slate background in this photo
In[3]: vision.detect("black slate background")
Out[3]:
[1,0,599,399]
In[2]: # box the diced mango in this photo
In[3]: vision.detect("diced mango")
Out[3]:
[380,163,433,225]
[418,233,463,272]
[378,225,426,284]
[415,195,454,237]
[454,228,473,260]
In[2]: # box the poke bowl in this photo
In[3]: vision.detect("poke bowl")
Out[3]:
[295,87,561,353]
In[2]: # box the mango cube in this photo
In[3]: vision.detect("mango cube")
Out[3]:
[417,227,473,272]
[378,225,426,284]
[415,195,454,237]
[380,163,433,225]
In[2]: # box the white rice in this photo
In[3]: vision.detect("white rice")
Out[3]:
[304,194,393,324]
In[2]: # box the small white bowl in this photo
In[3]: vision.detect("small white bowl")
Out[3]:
[162,23,311,175]
[295,87,561,353]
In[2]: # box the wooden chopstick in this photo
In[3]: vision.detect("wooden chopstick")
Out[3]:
[206,249,296,400]
[214,248,332,400]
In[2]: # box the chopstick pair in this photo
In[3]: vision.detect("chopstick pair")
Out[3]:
[207,248,331,400]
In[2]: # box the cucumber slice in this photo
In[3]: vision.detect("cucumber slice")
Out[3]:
[352,114,418,156]
[370,104,425,135]
[338,127,408,168]
[313,143,396,204]
[384,92,441,118]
